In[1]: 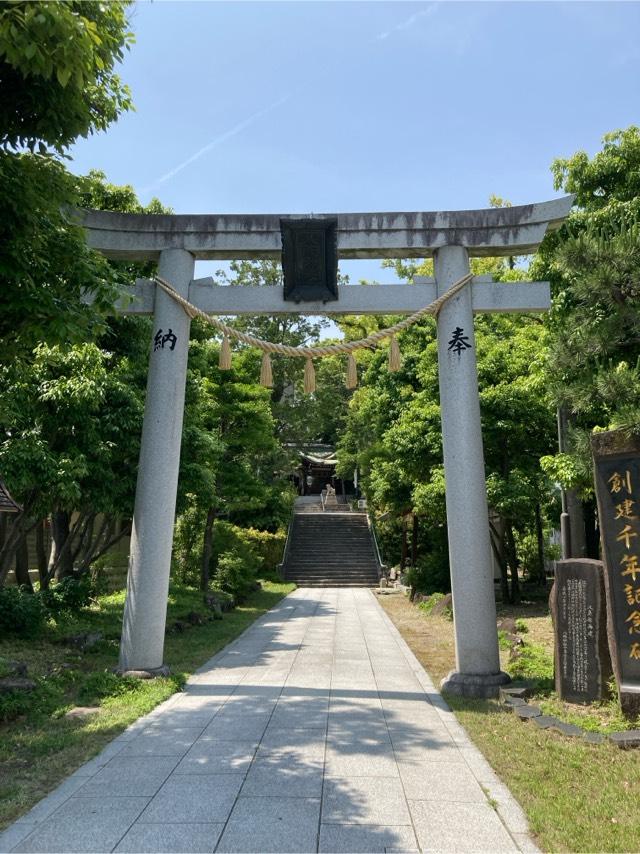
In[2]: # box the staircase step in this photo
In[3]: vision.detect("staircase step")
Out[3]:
[283,508,380,588]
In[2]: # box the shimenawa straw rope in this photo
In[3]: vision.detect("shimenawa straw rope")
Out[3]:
[153,271,473,390]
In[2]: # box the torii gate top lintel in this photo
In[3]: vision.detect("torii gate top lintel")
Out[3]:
[77,195,574,261]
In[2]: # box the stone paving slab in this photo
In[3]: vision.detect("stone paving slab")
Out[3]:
[114,823,224,853]
[0,588,537,853]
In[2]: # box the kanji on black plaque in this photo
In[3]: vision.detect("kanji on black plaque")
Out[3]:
[153,328,178,352]
[447,326,471,354]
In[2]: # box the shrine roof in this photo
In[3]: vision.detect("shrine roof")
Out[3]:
[0,480,21,514]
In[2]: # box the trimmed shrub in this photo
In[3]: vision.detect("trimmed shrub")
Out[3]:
[242,528,286,575]
[214,547,262,602]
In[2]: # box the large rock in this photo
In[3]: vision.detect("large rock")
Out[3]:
[63,632,104,652]
[431,593,453,617]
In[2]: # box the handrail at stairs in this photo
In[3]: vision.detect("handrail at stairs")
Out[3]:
[277,513,295,579]
[367,509,387,580]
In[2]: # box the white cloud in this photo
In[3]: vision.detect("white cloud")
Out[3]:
[375,3,439,42]
[140,92,292,193]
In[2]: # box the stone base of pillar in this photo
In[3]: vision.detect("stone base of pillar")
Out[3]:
[440,669,511,699]
[116,665,171,679]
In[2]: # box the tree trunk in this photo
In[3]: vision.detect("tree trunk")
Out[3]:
[557,406,587,558]
[534,503,546,588]
[490,517,510,604]
[200,508,217,592]
[411,515,418,566]
[14,531,33,592]
[35,519,49,589]
[0,514,27,587]
[400,517,408,569]
[504,521,520,605]
[584,498,601,560]
[51,510,73,580]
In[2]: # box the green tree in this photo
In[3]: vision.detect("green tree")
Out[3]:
[175,330,292,591]
[0,154,120,359]
[0,172,167,587]
[337,268,556,601]
[535,127,640,524]
[0,337,146,587]
[0,2,135,358]
[218,260,352,449]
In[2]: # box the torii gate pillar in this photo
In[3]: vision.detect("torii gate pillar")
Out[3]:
[119,248,194,674]
[434,246,507,696]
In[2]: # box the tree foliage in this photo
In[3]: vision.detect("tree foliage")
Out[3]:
[536,126,640,495]
[0,154,119,359]
[0,1,134,153]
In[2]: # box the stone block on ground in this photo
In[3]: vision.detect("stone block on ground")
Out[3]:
[503,696,527,707]
[514,705,542,720]
[583,731,606,745]
[64,706,100,719]
[533,715,561,730]
[499,685,530,701]
[548,721,583,738]
[609,730,640,749]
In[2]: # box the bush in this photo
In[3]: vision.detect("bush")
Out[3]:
[242,528,286,575]
[405,548,450,596]
[173,515,279,588]
[0,676,62,722]
[214,547,262,601]
[40,576,92,615]
[0,586,46,638]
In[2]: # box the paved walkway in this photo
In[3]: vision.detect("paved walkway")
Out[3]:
[1,589,536,853]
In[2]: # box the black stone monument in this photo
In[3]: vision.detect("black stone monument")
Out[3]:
[592,430,640,718]
[551,559,612,704]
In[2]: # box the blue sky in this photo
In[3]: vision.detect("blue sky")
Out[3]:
[70,1,640,282]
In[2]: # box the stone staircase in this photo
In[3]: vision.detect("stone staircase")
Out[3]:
[283,511,380,587]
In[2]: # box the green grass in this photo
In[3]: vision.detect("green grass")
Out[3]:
[0,579,294,830]
[449,696,640,853]
[380,590,640,853]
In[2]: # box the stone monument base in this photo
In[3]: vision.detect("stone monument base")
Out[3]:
[441,669,511,699]
[619,684,640,719]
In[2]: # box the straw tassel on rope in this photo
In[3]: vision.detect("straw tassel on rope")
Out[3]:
[260,351,273,388]
[304,358,316,394]
[154,272,473,392]
[219,336,232,370]
[388,335,402,372]
[346,353,358,389]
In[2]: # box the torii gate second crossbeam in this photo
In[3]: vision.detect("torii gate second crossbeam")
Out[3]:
[78,196,574,698]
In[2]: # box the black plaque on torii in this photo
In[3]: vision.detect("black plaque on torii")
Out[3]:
[280,217,338,303]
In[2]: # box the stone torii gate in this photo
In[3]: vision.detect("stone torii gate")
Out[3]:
[79,196,572,698]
